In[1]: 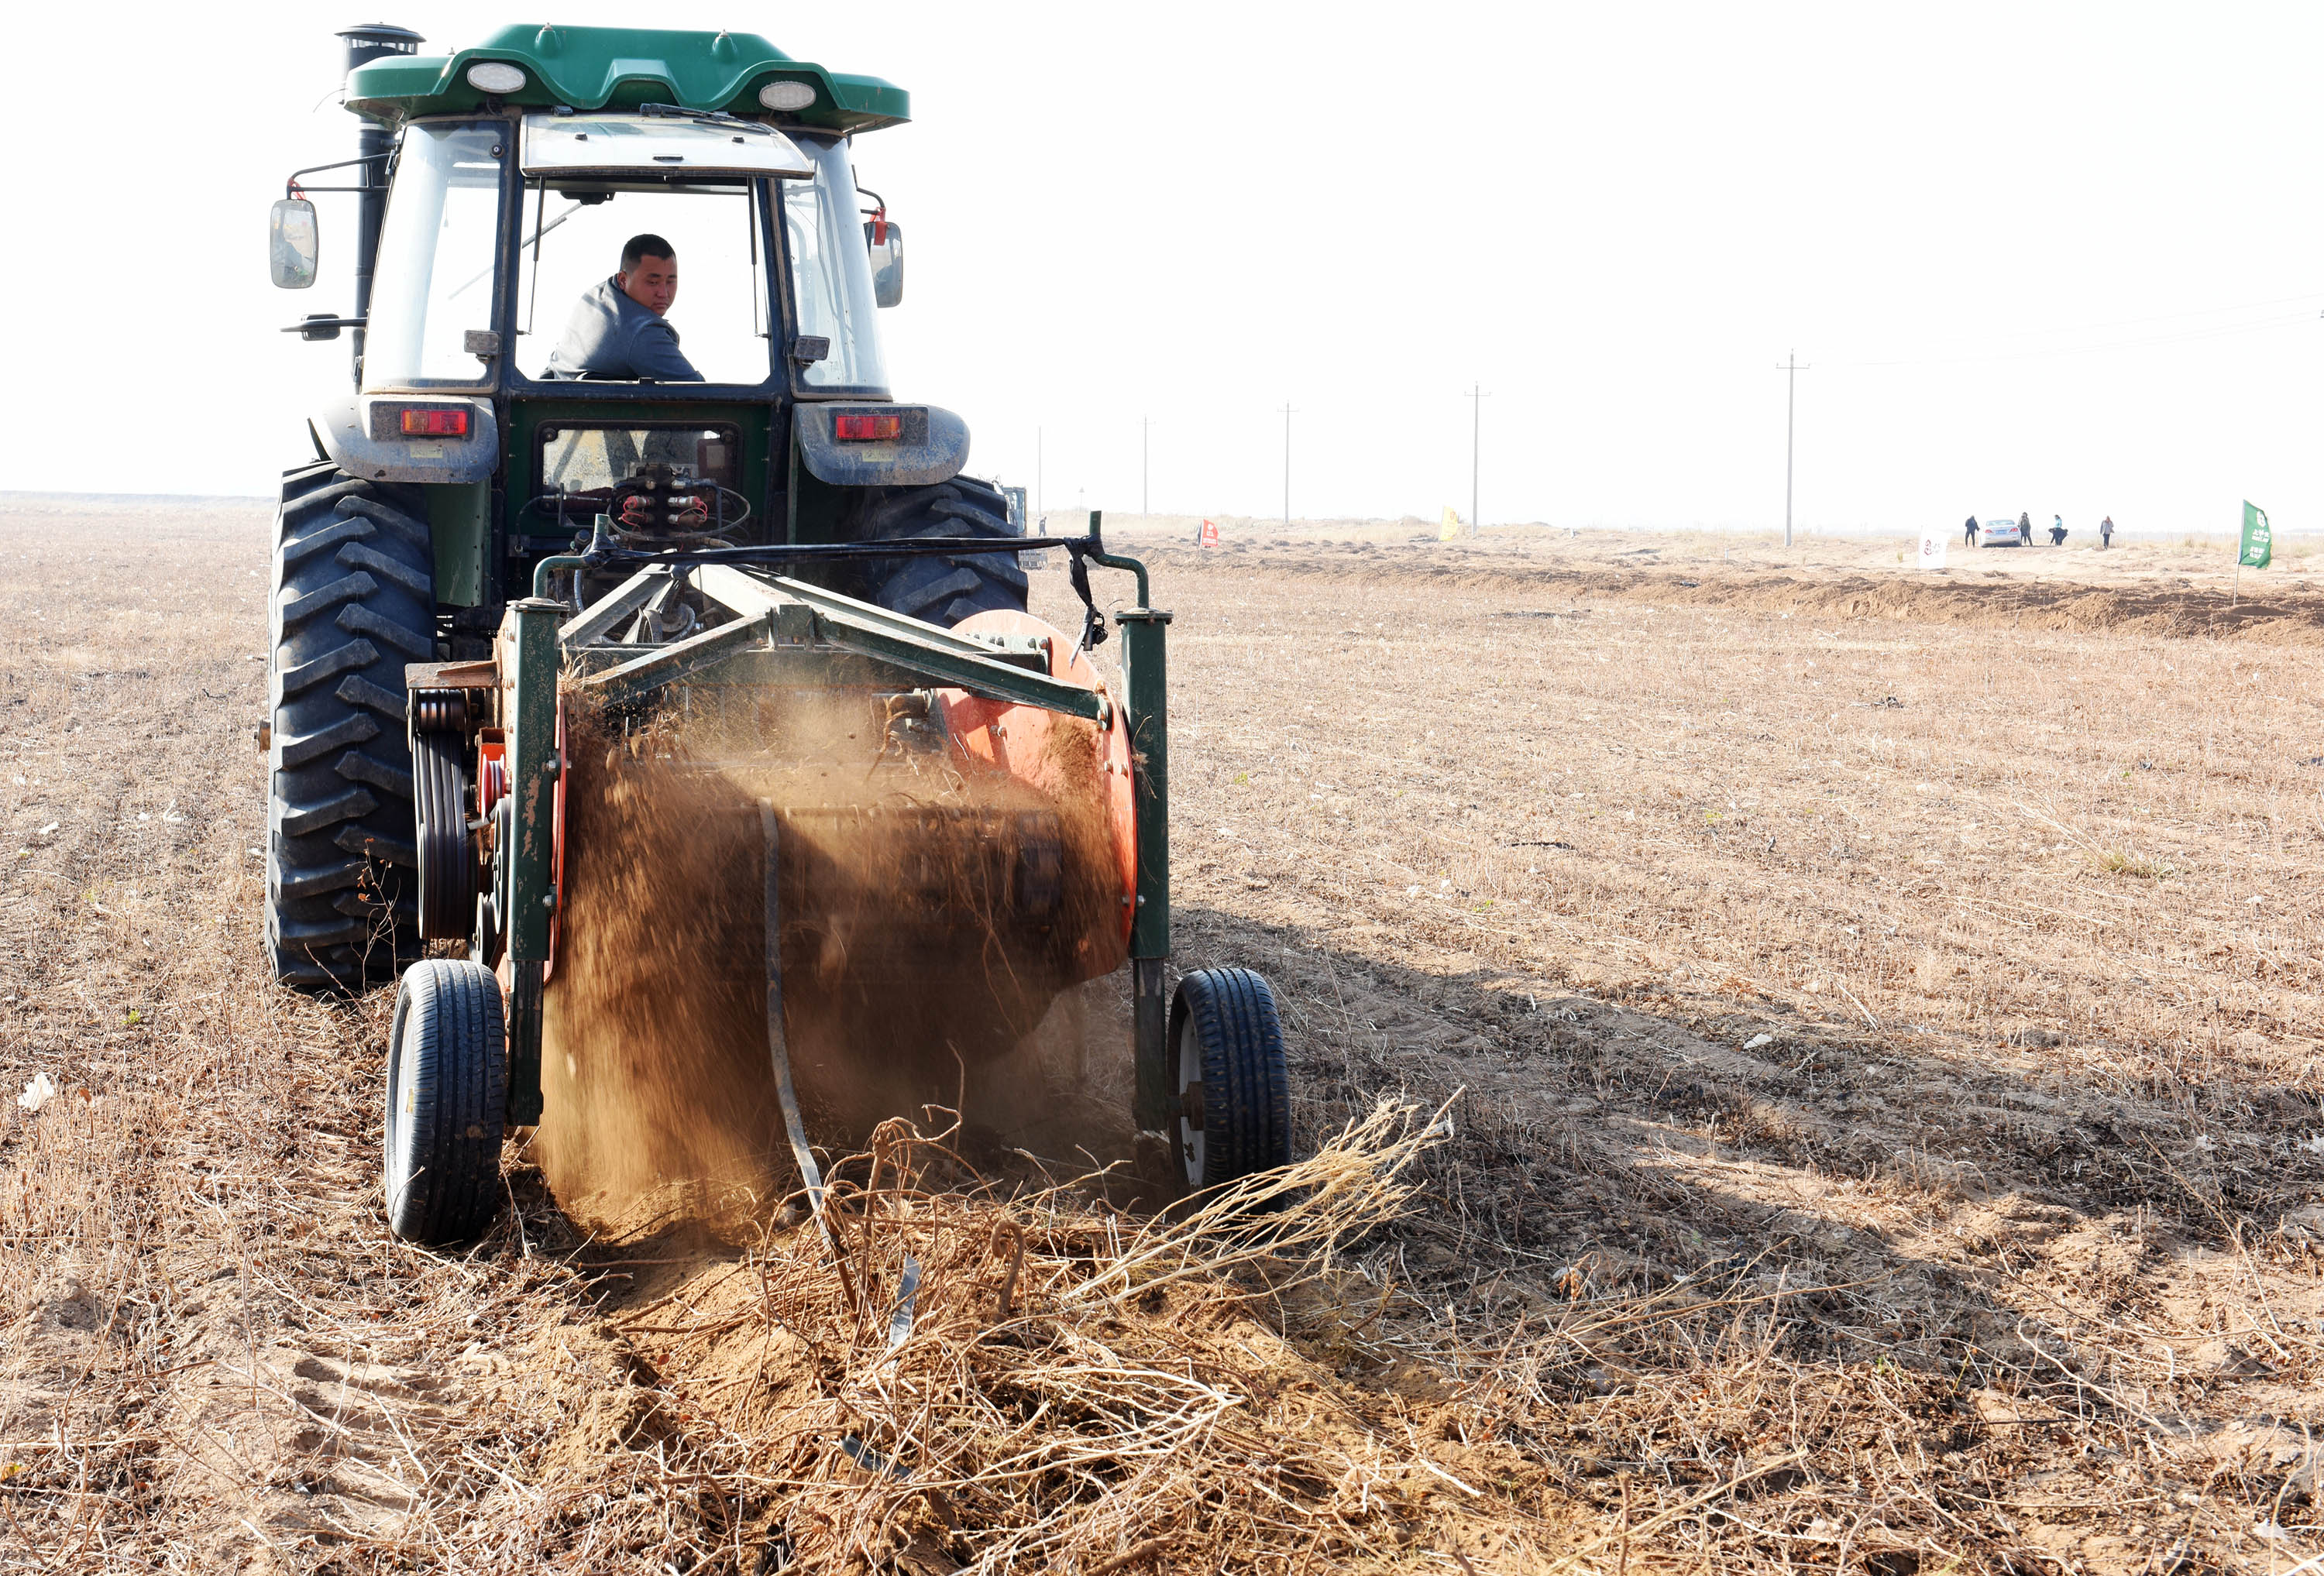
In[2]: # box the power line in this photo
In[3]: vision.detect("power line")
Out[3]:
[1466,385,1490,537]
[1777,350,1809,548]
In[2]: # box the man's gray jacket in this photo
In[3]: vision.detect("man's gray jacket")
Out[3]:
[544,276,703,382]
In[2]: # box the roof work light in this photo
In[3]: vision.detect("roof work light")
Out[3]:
[758,81,818,111]
[465,61,528,94]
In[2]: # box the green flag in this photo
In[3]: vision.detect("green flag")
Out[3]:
[2240,501,2272,569]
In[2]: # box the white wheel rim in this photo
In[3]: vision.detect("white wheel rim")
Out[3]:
[1175,1012,1204,1188]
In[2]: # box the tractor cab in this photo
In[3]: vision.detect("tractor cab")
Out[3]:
[349,110,885,392]
[259,23,1032,996]
[268,26,949,632]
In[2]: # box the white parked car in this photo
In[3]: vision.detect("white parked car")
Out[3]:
[1980,517,2027,548]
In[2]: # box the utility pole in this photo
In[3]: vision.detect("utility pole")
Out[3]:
[1777,351,1810,548]
[1281,402,1296,527]
[1036,426,1043,518]
[1141,415,1150,515]
[1466,384,1490,537]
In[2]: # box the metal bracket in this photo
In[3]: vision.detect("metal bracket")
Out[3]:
[760,802,834,1257]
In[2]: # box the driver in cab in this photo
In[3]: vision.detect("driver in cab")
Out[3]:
[545,234,703,383]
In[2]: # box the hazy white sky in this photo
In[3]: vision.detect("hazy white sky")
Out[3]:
[2,2,2317,534]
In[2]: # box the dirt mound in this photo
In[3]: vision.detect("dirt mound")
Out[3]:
[534,690,1133,1231]
[1151,541,2324,641]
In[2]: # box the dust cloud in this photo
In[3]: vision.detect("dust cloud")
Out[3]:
[529,688,1132,1234]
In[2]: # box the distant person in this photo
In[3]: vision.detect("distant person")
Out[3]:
[2048,518,2068,547]
[545,234,703,383]
[2099,515,2115,549]
[2019,511,2033,545]
[1963,514,1979,545]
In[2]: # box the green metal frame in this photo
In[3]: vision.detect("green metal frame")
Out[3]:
[540,562,1107,717]
[493,544,1168,1129]
[502,599,563,966]
[421,481,490,607]
[1116,602,1173,1135]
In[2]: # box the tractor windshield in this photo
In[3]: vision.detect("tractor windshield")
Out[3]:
[359,119,891,394]
[782,136,889,393]
[511,178,775,385]
[363,122,506,390]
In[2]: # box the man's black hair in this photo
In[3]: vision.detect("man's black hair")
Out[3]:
[621,234,677,272]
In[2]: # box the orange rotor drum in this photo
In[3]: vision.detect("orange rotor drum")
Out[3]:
[941,610,1137,976]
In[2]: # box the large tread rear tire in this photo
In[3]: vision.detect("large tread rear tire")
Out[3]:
[266,461,436,991]
[384,959,507,1245]
[858,475,1029,627]
[1171,967,1293,1193]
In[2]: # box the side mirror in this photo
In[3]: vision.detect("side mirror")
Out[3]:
[864,218,903,308]
[270,198,318,290]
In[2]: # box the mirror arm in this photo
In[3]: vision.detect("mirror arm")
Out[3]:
[280,315,364,342]
[282,151,392,198]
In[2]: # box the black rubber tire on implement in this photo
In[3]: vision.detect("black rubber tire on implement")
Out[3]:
[1171,967,1293,1193]
[266,461,436,990]
[858,474,1029,627]
[384,960,507,1245]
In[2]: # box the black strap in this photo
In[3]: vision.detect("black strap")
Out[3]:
[1065,543,1109,650]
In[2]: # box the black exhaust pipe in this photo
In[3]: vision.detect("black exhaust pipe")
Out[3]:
[336,24,424,383]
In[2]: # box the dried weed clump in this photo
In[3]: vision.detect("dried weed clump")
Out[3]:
[605,1099,1572,1571]
[2085,844,2174,880]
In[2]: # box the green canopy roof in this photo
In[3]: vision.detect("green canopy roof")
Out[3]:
[344,24,908,134]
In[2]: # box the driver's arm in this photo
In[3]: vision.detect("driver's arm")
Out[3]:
[627,318,704,383]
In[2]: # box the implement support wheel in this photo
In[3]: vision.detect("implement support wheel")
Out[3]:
[384,960,507,1245]
[1171,967,1291,1193]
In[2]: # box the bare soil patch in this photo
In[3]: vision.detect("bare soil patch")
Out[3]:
[2,503,2319,1572]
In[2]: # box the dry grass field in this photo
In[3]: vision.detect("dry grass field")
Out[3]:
[3,498,2322,1573]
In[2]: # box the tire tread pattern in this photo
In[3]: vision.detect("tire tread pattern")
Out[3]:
[1179,967,1292,1189]
[384,960,507,1245]
[267,461,435,990]
[858,476,1030,627]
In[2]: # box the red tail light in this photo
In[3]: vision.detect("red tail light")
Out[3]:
[401,408,470,437]
[834,412,902,441]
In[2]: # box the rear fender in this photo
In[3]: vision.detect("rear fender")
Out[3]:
[311,391,500,484]
[795,402,968,487]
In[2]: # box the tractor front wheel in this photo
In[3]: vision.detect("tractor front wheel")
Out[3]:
[1171,967,1292,1193]
[384,960,507,1245]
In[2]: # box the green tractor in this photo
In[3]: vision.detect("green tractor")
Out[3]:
[264,24,1291,1241]
[265,22,1023,991]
